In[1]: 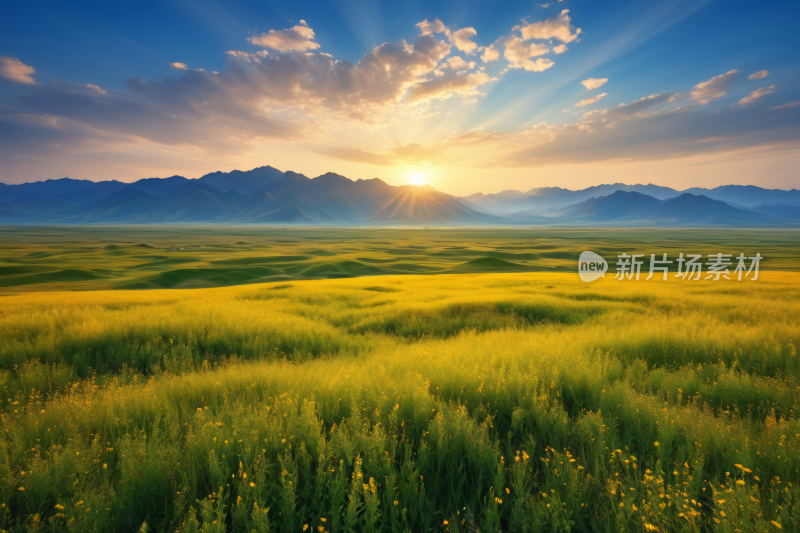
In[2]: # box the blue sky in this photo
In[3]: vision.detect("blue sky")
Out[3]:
[1,0,798,193]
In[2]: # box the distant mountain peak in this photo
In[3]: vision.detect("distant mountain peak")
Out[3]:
[2,166,798,226]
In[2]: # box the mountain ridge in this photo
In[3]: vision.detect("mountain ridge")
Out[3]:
[460,183,800,214]
[0,167,501,225]
[1,166,798,227]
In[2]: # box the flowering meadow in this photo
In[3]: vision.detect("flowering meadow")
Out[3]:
[1,271,799,532]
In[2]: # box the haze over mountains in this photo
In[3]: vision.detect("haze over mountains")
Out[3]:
[1,166,799,227]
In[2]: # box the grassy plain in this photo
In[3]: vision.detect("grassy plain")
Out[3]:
[0,227,799,532]
[1,226,798,291]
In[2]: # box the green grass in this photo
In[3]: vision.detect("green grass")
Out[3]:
[1,262,799,531]
[1,226,799,291]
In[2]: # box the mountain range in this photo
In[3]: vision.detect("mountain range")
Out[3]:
[1,166,798,227]
[461,183,800,213]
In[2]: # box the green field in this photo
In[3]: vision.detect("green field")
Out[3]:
[1,226,799,291]
[1,228,799,532]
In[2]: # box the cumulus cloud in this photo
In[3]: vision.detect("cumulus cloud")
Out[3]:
[450,27,479,54]
[416,20,479,56]
[85,84,107,95]
[416,18,447,35]
[445,56,476,70]
[481,44,500,63]
[539,3,551,7]
[503,37,553,72]
[553,44,568,54]
[689,69,739,104]
[748,70,769,80]
[170,62,189,71]
[0,31,462,168]
[0,56,36,84]
[738,85,775,106]
[137,34,452,124]
[519,10,581,43]
[575,93,607,107]
[248,20,321,52]
[581,77,607,90]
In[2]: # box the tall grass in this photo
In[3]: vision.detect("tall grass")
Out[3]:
[1,272,799,531]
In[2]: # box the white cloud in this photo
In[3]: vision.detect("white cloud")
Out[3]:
[519,10,581,43]
[576,92,608,107]
[417,20,479,56]
[581,77,607,90]
[748,70,769,80]
[225,34,453,120]
[225,50,269,62]
[539,3,551,7]
[416,18,447,35]
[444,56,476,70]
[16,18,798,178]
[170,62,189,71]
[450,27,479,54]
[248,20,321,52]
[0,56,36,84]
[481,44,500,63]
[689,69,739,104]
[738,84,775,106]
[503,36,553,72]
[20,32,457,155]
[552,44,568,54]
[85,84,107,95]
[767,100,800,111]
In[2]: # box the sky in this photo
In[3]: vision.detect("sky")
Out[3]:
[1,0,799,195]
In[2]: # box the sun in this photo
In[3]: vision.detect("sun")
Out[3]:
[409,171,427,186]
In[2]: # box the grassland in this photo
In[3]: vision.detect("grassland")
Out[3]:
[0,228,799,532]
[1,226,798,291]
